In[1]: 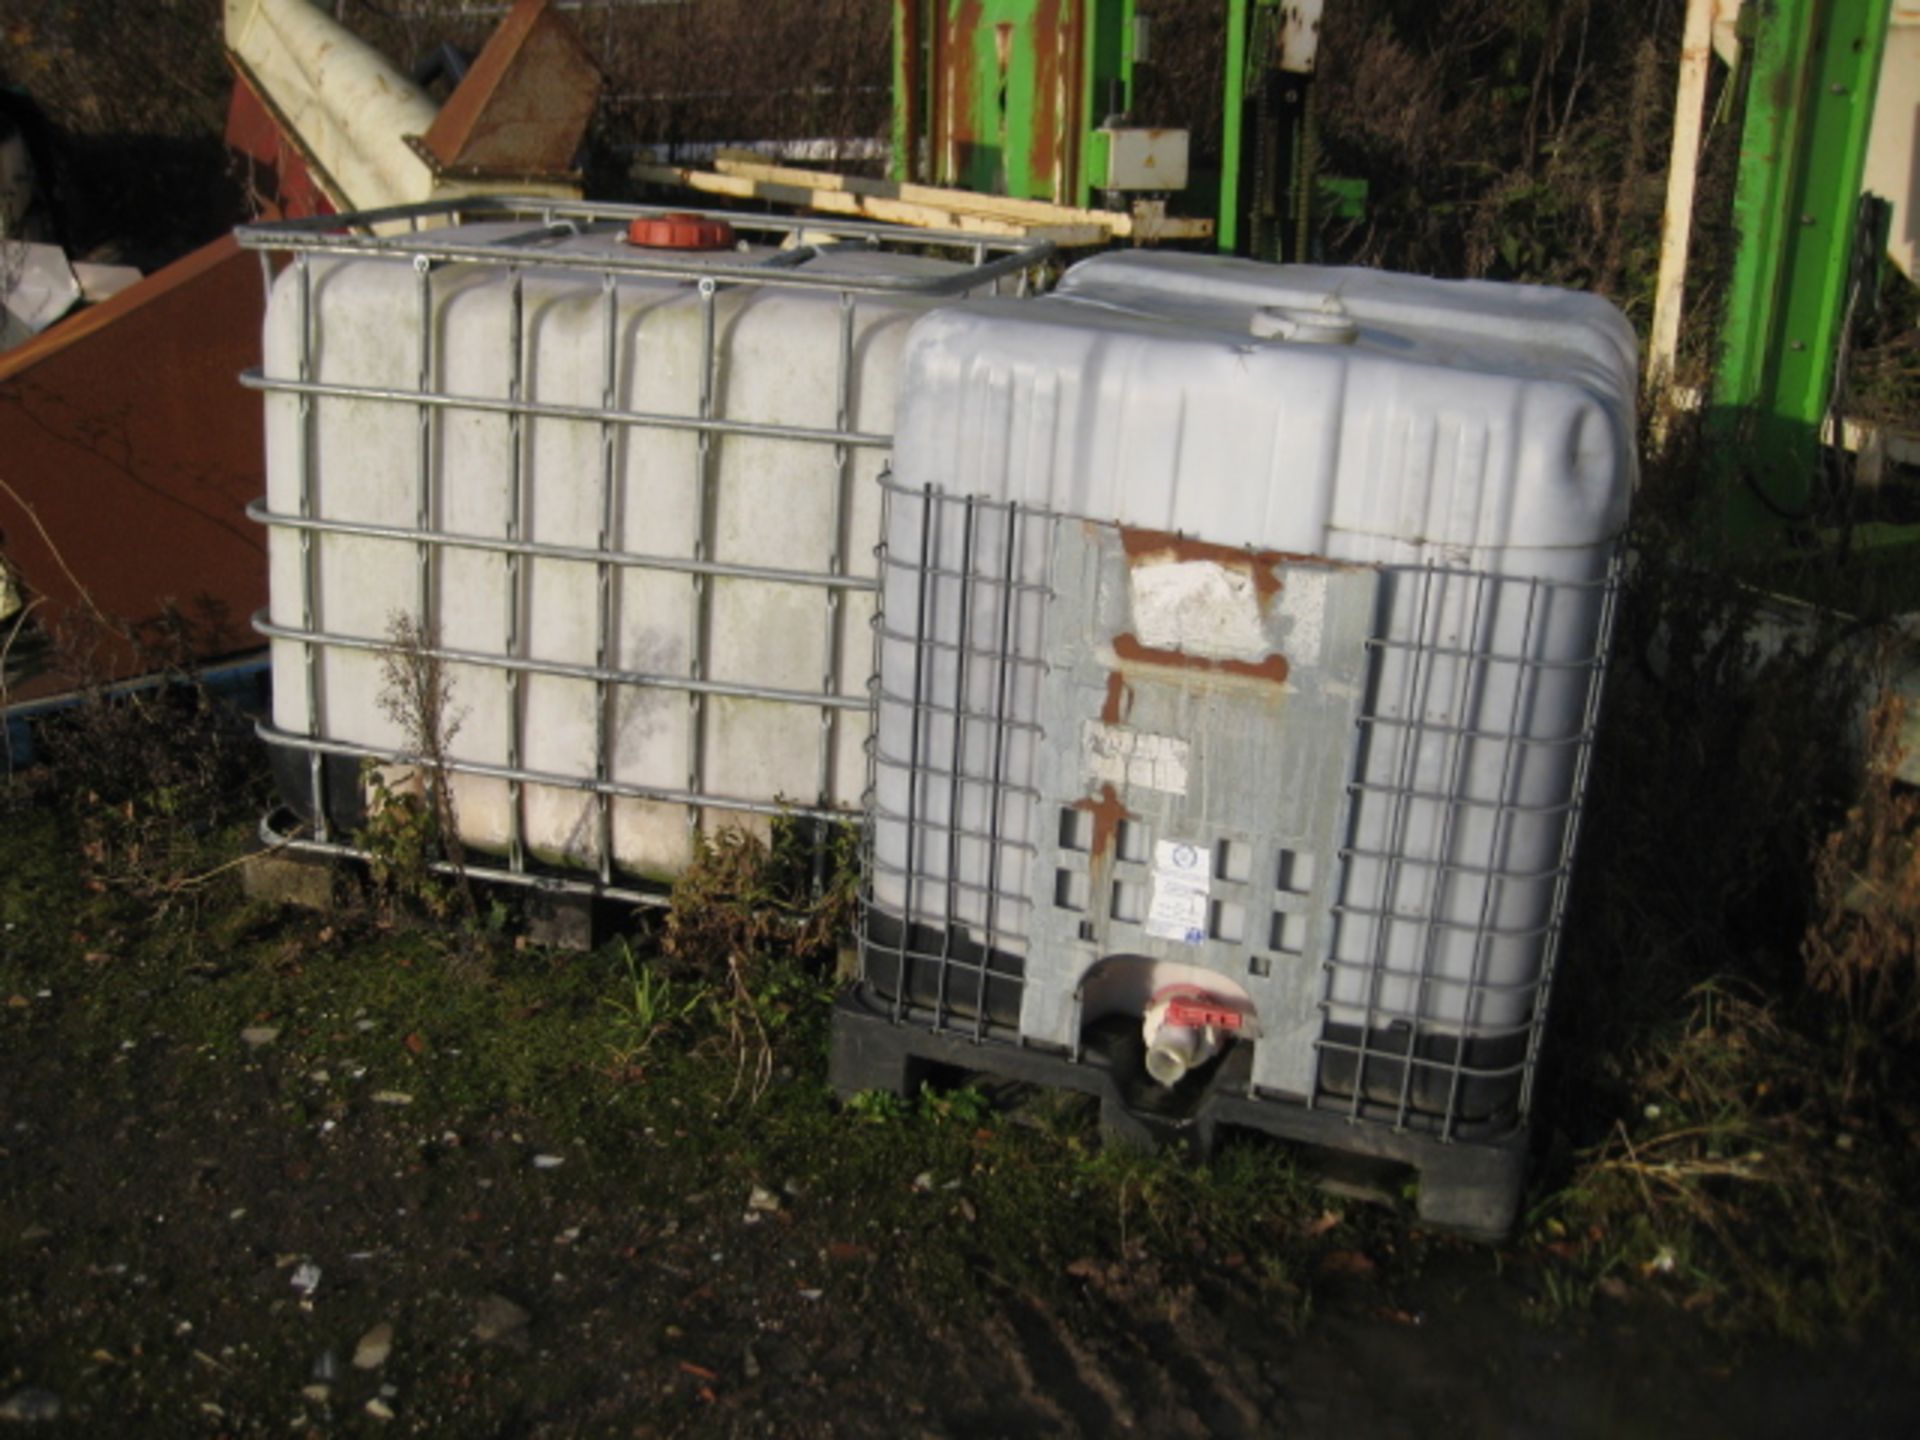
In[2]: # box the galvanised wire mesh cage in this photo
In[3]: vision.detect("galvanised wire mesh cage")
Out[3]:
[237,197,1051,903]
[854,473,1622,1142]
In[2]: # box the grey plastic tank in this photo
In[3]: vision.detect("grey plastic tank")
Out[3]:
[834,251,1634,1239]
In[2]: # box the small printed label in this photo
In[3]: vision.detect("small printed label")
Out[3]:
[1145,840,1211,945]
[1145,883,1209,944]
[1083,721,1190,796]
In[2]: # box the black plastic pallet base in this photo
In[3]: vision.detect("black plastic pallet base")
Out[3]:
[830,986,1528,1242]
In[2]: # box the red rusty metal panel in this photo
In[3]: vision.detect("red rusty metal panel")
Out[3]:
[420,0,602,179]
[225,72,335,221]
[0,236,266,701]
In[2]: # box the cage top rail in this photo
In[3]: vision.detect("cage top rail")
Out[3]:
[235,196,1056,298]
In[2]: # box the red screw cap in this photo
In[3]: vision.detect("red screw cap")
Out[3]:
[625,213,737,250]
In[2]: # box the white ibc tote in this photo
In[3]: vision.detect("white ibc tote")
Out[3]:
[243,199,1048,896]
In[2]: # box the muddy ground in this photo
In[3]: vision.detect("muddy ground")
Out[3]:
[2,803,1917,1439]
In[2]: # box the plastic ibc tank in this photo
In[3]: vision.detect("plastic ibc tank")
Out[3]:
[857,251,1634,1146]
[247,201,1044,890]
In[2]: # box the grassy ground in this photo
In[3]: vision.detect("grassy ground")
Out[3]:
[0,722,1352,1434]
[3,669,1920,1435]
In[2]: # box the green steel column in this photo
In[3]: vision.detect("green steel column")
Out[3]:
[1219,0,1250,252]
[890,0,922,182]
[1714,0,1892,541]
[893,0,1143,205]
[931,0,1045,198]
[1074,0,1135,208]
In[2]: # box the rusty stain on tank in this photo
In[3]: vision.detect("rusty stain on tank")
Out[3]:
[1073,780,1131,862]
[1121,526,1362,596]
[1120,526,1288,604]
[1113,632,1291,686]
[1100,669,1133,724]
[1108,525,1314,686]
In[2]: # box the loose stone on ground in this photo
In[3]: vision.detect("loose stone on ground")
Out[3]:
[354,1322,394,1370]
[473,1294,531,1344]
[0,1388,62,1423]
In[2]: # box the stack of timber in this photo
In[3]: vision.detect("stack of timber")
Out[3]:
[632,150,1213,247]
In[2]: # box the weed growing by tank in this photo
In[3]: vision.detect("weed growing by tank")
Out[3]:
[662,814,858,1101]
[356,612,478,930]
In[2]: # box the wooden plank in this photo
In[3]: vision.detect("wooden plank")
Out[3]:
[712,152,1147,236]
[1124,200,1216,243]
[713,155,1211,242]
[1831,415,1920,470]
[634,163,1018,230]
[631,163,1110,246]
[710,149,1140,233]
[1647,0,1718,399]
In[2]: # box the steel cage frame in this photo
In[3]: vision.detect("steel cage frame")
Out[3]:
[855,475,1623,1139]
[241,196,1054,903]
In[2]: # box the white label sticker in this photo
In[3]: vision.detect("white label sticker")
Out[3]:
[1144,841,1212,945]
[1129,560,1271,662]
[1083,721,1190,796]
[1145,883,1209,944]
[1152,840,1212,883]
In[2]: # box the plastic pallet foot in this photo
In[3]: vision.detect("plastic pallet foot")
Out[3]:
[522,889,600,952]
[828,995,936,1100]
[1411,1136,1527,1242]
[241,848,336,911]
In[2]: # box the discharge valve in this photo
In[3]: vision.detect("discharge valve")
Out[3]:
[1141,986,1255,1088]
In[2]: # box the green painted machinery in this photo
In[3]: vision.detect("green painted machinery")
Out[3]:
[1712,0,1896,554]
[890,0,1156,209]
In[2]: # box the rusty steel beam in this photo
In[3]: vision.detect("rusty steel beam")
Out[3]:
[419,0,603,181]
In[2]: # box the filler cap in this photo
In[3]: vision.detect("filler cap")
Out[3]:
[626,213,737,250]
